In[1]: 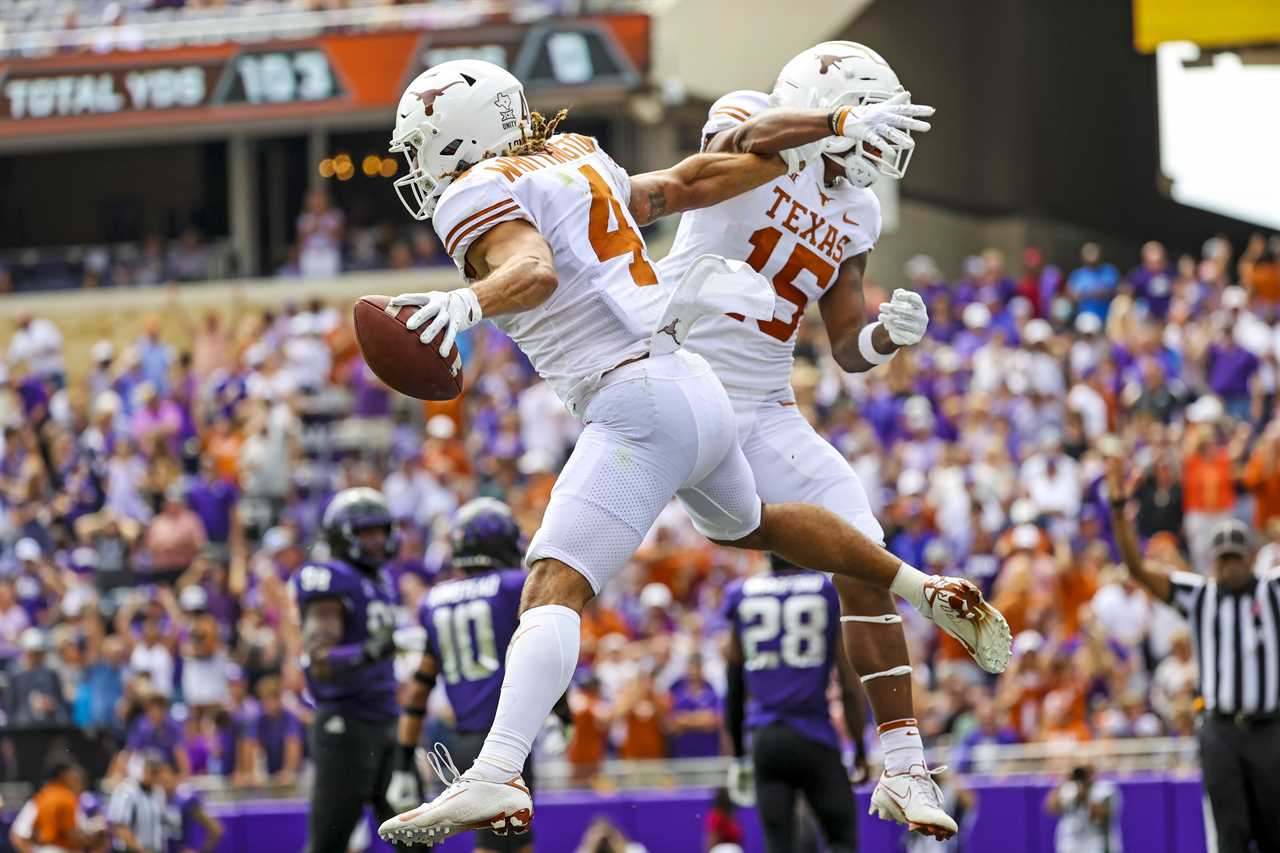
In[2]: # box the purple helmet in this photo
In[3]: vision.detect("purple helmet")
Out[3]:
[322,487,397,571]
[450,497,524,572]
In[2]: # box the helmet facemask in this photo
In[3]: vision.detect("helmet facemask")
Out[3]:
[390,123,452,221]
[821,89,916,189]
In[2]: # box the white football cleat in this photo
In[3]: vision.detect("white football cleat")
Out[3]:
[917,576,1012,673]
[869,764,958,840]
[377,744,532,848]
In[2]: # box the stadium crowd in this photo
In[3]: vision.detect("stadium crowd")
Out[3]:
[1,229,1279,798]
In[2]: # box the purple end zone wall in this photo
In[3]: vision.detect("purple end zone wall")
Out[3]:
[207,774,1207,852]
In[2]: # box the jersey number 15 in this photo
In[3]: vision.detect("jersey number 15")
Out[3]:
[731,227,835,343]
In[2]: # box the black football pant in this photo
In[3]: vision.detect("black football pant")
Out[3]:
[306,709,427,853]
[1199,715,1280,853]
[752,722,857,853]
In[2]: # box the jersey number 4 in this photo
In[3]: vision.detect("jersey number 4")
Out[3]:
[581,164,657,287]
[732,227,835,342]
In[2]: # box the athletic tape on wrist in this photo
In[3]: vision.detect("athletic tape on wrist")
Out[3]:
[859,665,913,684]
[841,613,903,624]
[858,322,896,365]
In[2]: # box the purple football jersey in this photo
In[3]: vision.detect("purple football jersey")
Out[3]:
[420,569,525,732]
[289,560,399,722]
[165,785,205,853]
[723,570,840,750]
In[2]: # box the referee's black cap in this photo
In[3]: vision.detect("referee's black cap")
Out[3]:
[1208,519,1252,559]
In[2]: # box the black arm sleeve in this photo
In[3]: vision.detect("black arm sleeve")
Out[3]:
[725,661,746,759]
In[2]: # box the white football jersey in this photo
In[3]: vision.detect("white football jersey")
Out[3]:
[433,134,664,415]
[661,90,882,395]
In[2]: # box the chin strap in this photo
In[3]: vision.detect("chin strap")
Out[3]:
[841,613,903,624]
[859,664,914,684]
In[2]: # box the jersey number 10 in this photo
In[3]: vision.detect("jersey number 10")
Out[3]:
[432,601,500,684]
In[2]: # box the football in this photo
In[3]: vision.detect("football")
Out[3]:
[353,294,465,401]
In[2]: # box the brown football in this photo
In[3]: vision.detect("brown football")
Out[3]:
[353,295,464,401]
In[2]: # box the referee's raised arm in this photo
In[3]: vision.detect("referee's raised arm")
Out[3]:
[1102,450,1173,603]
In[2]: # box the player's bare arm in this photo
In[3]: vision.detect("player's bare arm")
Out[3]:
[704,108,837,157]
[819,252,930,372]
[397,651,438,752]
[1103,453,1173,602]
[628,152,787,226]
[722,629,746,758]
[834,633,869,778]
[300,598,346,681]
[392,219,557,359]
[465,220,559,314]
[707,93,933,164]
[819,252,894,372]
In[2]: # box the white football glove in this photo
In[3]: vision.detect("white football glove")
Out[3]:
[726,758,756,807]
[388,288,483,359]
[879,288,929,347]
[834,91,934,155]
[384,769,423,814]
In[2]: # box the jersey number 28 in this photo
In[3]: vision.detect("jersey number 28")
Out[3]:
[738,593,828,671]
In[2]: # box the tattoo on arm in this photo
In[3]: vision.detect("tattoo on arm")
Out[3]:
[645,186,667,220]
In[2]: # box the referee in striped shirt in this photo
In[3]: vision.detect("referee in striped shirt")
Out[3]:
[1106,453,1280,852]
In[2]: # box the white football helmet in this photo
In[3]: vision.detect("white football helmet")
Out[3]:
[390,60,531,220]
[771,41,912,188]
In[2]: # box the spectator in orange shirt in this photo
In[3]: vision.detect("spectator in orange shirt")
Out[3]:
[1182,417,1246,571]
[616,670,670,760]
[567,676,611,784]
[579,599,630,663]
[1242,422,1280,529]
[29,761,101,852]
[203,416,244,484]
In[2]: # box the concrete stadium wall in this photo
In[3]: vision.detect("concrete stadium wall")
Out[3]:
[0,270,456,380]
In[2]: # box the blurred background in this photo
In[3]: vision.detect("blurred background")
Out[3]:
[0,1,1278,851]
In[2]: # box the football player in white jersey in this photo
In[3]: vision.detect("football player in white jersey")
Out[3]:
[662,41,955,838]
[374,59,1008,847]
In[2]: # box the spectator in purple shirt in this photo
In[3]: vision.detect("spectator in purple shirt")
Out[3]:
[117,692,190,779]
[159,760,224,853]
[131,383,183,458]
[952,698,1021,772]
[1127,240,1175,319]
[1206,329,1260,420]
[185,458,238,547]
[667,657,722,758]
[242,674,304,786]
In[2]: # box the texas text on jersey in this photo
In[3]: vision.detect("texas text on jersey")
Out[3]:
[660,89,883,396]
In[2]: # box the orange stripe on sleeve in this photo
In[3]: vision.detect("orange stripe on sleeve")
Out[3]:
[712,106,752,122]
[443,199,520,253]
[446,202,521,257]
